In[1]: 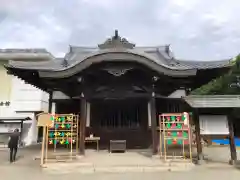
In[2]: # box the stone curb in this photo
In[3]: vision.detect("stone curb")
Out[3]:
[44,164,195,174]
[45,163,194,169]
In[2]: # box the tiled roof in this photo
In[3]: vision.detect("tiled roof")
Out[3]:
[0,48,54,61]
[5,45,232,71]
[172,59,232,69]
[2,30,233,70]
[0,48,48,53]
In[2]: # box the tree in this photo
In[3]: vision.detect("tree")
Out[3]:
[191,55,240,95]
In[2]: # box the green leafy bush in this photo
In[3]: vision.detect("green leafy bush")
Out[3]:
[191,55,240,95]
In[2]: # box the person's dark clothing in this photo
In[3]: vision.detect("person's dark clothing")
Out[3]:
[8,132,20,162]
[9,147,18,162]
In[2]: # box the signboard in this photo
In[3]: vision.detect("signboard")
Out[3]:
[37,113,53,127]
[199,115,229,135]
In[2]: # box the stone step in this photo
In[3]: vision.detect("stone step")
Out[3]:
[44,161,194,168]
[43,162,195,174]
[44,165,195,174]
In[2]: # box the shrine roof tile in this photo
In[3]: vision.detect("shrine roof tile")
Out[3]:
[5,46,232,71]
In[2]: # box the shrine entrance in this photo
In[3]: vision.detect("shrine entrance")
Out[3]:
[89,98,151,149]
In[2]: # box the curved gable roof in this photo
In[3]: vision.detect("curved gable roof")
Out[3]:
[4,30,233,79]
[37,49,197,78]
[6,47,233,79]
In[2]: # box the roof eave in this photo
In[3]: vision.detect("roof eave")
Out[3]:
[0,117,31,121]
[38,50,198,78]
[183,95,240,108]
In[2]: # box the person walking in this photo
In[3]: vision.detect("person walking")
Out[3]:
[8,128,20,163]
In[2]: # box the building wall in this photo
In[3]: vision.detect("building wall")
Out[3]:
[10,76,49,112]
[199,115,229,135]
[0,62,50,146]
[0,123,21,133]
[0,61,12,101]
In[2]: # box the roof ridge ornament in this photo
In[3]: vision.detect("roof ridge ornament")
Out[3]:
[98,30,135,49]
[61,59,69,68]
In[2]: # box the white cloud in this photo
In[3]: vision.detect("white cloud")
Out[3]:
[0,0,239,60]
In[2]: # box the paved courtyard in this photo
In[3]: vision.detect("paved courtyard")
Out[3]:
[0,165,240,180]
[0,145,240,180]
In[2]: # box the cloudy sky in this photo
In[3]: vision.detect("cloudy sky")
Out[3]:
[0,0,239,60]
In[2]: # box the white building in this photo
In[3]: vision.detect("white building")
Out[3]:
[0,49,53,146]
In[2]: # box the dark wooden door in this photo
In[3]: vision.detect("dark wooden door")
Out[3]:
[89,99,151,149]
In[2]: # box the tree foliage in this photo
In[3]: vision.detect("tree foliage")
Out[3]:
[191,55,240,95]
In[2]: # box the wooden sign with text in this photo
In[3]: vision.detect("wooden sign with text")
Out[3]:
[37,113,53,127]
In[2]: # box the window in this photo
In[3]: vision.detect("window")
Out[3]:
[100,106,141,128]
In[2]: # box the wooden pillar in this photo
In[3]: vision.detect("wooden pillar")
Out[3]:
[150,95,158,155]
[150,77,158,155]
[227,113,237,165]
[20,120,24,146]
[193,108,204,163]
[48,91,53,113]
[79,96,87,155]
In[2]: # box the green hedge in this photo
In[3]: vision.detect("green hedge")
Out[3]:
[191,55,240,95]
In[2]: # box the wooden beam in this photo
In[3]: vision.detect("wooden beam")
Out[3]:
[193,109,204,164]
[79,97,87,155]
[227,113,237,165]
[48,91,53,113]
[150,97,158,155]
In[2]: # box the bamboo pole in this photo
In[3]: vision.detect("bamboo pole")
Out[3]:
[45,126,49,162]
[54,117,57,153]
[182,118,184,159]
[40,126,46,166]
[159,116,162,158]
[163,115,167,161]
[70,114,73,160]
[76,115,79,154]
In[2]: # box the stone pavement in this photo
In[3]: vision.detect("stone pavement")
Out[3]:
[203,146,240,163]
[0,165,240,180]
[0,143,237,164]
[0,145,40,167]
[0,145,240,179]
[42,145,240,174]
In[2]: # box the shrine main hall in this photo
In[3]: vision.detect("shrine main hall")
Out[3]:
[4,31,237,163]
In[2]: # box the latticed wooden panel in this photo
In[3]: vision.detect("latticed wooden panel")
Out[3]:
[159,113,193,161]
[47,114,79,145]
